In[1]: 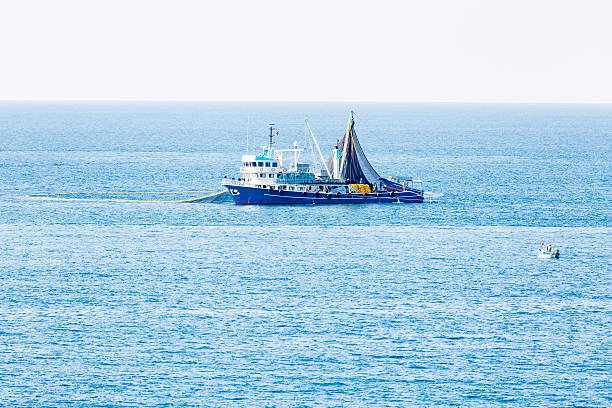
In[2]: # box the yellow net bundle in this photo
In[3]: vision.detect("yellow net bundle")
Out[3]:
[349,184,371,194]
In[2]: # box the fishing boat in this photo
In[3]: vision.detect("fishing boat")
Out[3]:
[223,111,425,205]
[537,244,560,258]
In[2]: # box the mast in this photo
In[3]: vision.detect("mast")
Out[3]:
[334,110,380,186]
[338,110,353,179]
[268,123,275,150]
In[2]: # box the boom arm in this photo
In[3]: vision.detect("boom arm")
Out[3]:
[305,119,331,176]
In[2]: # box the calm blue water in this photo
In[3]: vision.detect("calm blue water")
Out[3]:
[1,102,610,406]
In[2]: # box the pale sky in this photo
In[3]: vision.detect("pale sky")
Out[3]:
[1,0,611,102]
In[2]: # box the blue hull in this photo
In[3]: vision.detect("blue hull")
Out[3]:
[224,185,423,205]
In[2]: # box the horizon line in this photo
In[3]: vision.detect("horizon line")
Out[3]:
[1,99,612,105]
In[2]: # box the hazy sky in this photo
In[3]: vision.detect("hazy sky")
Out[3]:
[1,0,611,102]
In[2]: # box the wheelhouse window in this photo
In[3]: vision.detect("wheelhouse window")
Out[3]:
[265,162,270,167]
[272,162,278,167]
[257,162,263,167]
[251,162,256,166]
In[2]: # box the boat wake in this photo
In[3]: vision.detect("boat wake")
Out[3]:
[424,191,445,200]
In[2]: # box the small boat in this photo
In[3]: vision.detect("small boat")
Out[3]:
[223,111,425,205]
[538,244,560,258]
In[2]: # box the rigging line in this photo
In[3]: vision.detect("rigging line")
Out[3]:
[245,115,250,153]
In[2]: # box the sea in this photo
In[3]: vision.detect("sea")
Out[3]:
[0,102,610,407]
